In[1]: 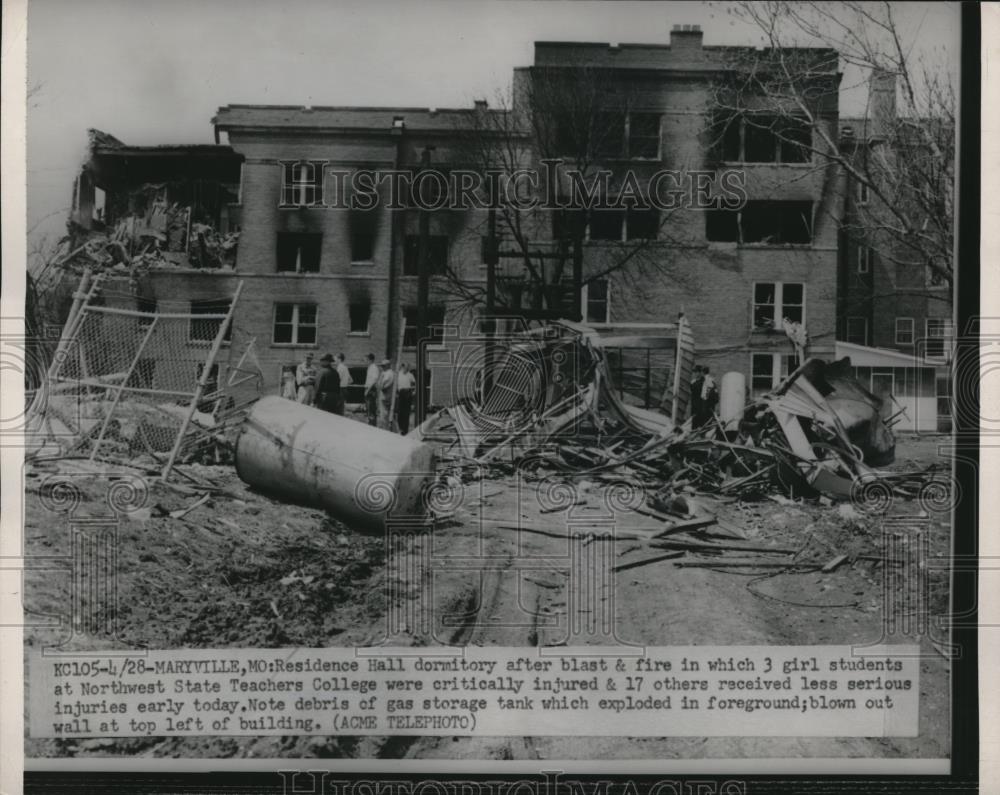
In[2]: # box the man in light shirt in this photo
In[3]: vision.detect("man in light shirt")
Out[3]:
[296,353,317,405]
[334,353,352,416]
[363,353,380,426]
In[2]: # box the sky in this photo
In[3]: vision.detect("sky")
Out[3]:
[24,0,961,254]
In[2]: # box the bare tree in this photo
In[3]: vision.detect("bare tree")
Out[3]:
[444,66,695,324]
[712,1,955,301]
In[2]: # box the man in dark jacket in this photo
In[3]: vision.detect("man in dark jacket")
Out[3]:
[314,353,341,414]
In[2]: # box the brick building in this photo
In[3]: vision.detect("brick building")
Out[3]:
[69,26,859,418]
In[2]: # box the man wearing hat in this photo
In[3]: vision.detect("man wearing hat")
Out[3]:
[376,358,395,430]
[363,353,380,426]
[314,354,341,414]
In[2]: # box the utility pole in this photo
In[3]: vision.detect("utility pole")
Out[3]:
[415,146,432,426]
[483,207,498,406]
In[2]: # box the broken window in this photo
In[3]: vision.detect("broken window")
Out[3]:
[589,210,625,242]
[583,278,610,324]
[714,114,811,164]
[349,303,371,334]
[625,207,658,240]
[706,201,812,245]
[276,232,322,273]
[895,317,914,345]
[628,113,661,159]
[753,282,804,330]
[846,317,868,345]
[280,161,324,207]
[402,305,446,348]
[272,303,317,345]
[750,352,799,396]
[403,235,448,276]
[189,299,232,343]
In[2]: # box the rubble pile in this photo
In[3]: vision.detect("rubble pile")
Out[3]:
[434,322,946,506]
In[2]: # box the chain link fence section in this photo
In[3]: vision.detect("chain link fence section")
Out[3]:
[40,277,259,476]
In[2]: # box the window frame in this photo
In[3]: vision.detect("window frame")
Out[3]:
[188,299,233,345]
[582,278,611,325]
[402,305,447,350]
[271,302,319,347]
[857,244,873,274]
[846,316,868,346]
[721,114,813,165]
[751,281,806,331]
[750,352,799,395]
[924,318,954,362]
[280,160,326,208]
[276,232,322,274]
[895,317,915,345]
[348,302,372,336]
[626,112,662,160]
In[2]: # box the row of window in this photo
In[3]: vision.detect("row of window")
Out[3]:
[273,201,818,275]
[278,115,813,207]
[845,317,953,358]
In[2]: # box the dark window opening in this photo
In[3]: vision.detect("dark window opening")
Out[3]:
[402,306,446,348]
[626,207,658,240]
[779,118,811,163]
[706,201,812,244]
[403,235,448,276]
[744,120,778,163]
[594,112,626,159]
[276,232,322,273]
[351,232,375,262]
[552,208,587,241]
[716,114,812,164]
[190,299,232,343]
[628,113,661,159]
[589,210,624,242]
[753,282,804,330]
[137,297,157,328]
[705,208,739,242]
[349,303,371,334]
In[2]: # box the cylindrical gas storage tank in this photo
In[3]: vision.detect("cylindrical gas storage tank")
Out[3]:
[720,371,746,430]
[235,396,436,532]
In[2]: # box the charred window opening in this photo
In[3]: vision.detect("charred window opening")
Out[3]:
[706,201,813,245]
[402,305,446,348]
[626,206,659,240]
[351,231,375,263]
[276,232,322,273]
[753,282,804,330]
[349,303,371,334]
[628,113,661,159]
[280,161,325,207]
[273,303,317,345]
[594,112,626,159]
[189,299,232,343]
[589,209,625,242]
[751,352,799,396]
[403,235,448,276]
[714,114,811,164]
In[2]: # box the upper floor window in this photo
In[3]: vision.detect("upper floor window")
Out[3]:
[583,279,610,324]
[556,112,662,160]
[402,305,446,348]
[280,161,325,207]
[846,317,868,345]
[753,282,804,330]
[349,303,371,334]
[719,114,811,164]
[403,235,448,276]
[706,201,813,245]
[895,317,914,345]
[925,318,954,361]
[276,232,321,273]
[858,245,874,274]
[857,180,870,205]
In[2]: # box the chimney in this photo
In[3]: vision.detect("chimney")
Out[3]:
[473,99,488,112]
[869,69,897,139]
[670,23,703,54]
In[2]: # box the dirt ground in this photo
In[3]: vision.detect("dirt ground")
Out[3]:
[23,433,952,760]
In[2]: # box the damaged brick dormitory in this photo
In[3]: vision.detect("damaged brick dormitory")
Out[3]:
[57,27,952,433]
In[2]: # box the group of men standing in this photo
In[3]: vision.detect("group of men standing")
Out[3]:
[283,352,416,434]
